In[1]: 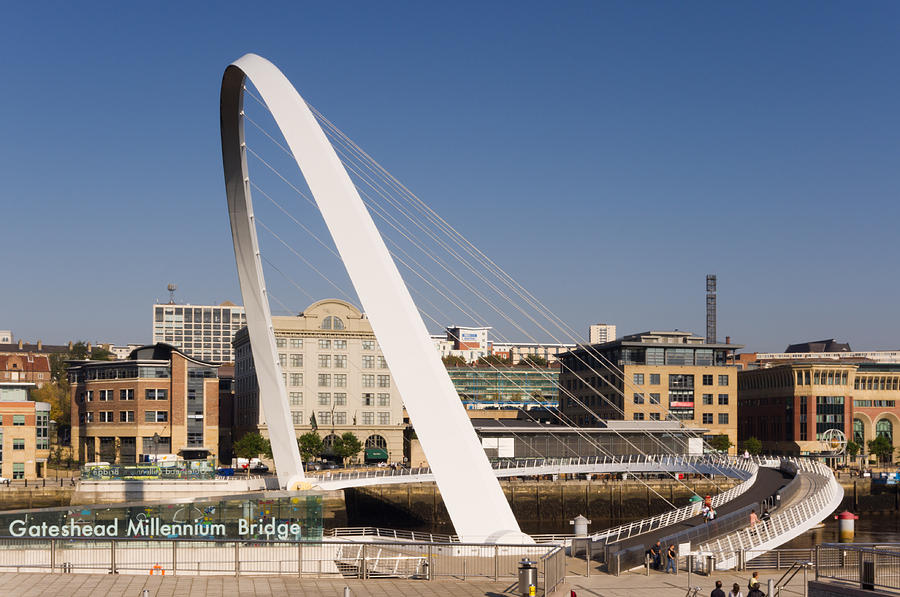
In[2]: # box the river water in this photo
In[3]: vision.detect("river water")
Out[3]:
[780,512,900,548]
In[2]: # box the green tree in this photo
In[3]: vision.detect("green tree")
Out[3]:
[868,436,893,464]
[90,347,115,361]
[298,432,324,462]
[441,355,468,367]
[475,355,510,367]
[846,441,861,458]
[234,432,272,459]
[519,355,549,368]
[743,437,762,455]
[708,435,732,453]
[333,432,363,465]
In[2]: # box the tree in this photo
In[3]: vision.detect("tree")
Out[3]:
[708,435,732,453]
[846,441,861,458]
[333,432,363,465]
[743,437,762,455]
[441,355,467,367]
[233,432,272,460]
[31,382,70,429]
[868,436,893,464]
[519,355,549,368]
[475,354,510,367]
[298,432,324,462]
[90,347,114,361]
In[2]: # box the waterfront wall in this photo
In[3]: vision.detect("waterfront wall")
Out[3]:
[840,479,900,513]
[345,478,740,533]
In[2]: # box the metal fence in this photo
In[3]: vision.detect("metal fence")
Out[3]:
[816,544,900,593]
[0,537,558,593]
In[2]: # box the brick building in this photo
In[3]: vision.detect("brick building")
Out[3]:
[0,383,51,479]
[69,344,220,464]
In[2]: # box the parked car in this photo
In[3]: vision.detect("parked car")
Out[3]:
[249,463,269,473]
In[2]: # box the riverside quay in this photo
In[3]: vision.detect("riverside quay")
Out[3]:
[0,491,324,541]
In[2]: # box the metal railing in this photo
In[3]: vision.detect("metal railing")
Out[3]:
[697,458,844,569]
[816,544,900,593]
[0,536,556,586]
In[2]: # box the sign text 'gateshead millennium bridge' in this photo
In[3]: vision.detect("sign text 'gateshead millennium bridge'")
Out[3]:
[9,517,303,540]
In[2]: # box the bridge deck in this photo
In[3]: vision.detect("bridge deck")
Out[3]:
[605,467,791,556]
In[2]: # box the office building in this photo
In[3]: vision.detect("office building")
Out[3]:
[446,366,559,409]
[589,324,616,345]
[738,362,900,456]
[233,299,405,463]
[152,301,246,364]
[69,344,220,464]
[558,331,742,451]
[0,383,50,479]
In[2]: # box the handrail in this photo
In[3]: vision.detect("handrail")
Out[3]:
[771,560,812,596]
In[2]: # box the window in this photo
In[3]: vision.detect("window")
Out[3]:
[718,394,729,405]
[276,338,287,349]
[291,411,304,425]
[99,390,112,401]
[333,355,347,369]
[362,355,375,369]
[649,374,660,385]
[120,389,134,401]
[334,393,347,406]
[718,413,729,425]
[334,340,347,350]
[321,316,345,330]
[318,412,332,425]
[99,411,114,422]
[145,389,167,400]
[633,373,644,385]
[334,412,347,425]
[702,413,713,424]
[633,413,645,421]
[145,411,168,423]
[702,394,713,405]
[362,340,375,350]
[318,355,331,368]
[378,412,390,425]
[12,439,24,450]
[650,412,661,421]
[702,375,713,386]
[12,415,24,426]
[633,393,645,404]
[289,354,302,368]
[377,356,388,369]
[334,374,347,388]
[377,375,391,388]
[318,339,331,349]
[362,393,375,406]
[290,338,303,349]
[12,463,23,480]
[278,353,287,367]
[85,391,93,402]
[84,412,94,423]
[290,392,303,406]
[377,393,390,406]
[362,374,375,388]
[362,412,375,425]
[120,411,135,422]
[318,392,331,405]
[718,375,729,386]
[290,373,303,387]
[318,374,331,387]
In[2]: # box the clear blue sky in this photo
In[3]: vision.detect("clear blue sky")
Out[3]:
[1,2,898,352]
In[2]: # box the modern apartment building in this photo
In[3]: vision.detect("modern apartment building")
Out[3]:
[0,383,50,479]
[152,302,246,364]
[558,331,742,451]
[233,299,405,463]
[446,366,560,409]
[738,362,900,456]
[69,344,220,464]
[589,323,616,345]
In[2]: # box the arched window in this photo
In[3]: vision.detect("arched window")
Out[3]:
[322,433,340,452]
[321,316,345,330]
[854,419,865,445]
[364,434,388,462]
[365,434,387,448]
[876,419,893,442]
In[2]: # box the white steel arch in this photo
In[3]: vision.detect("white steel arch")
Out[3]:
[219,53,529,543]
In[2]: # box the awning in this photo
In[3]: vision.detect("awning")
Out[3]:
[365,448,389,460]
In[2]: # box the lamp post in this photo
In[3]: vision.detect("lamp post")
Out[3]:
[153,432,160,466]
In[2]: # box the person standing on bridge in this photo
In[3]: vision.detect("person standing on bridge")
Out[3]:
[749,509,759,532]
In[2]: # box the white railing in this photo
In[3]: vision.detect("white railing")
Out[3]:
[584,456,761,545]
[697,458,843,569]
[324,527,457,543]
[312,454,759,490]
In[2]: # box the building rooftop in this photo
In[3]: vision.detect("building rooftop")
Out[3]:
[784,339,852,353]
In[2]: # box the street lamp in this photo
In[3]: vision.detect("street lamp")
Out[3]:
[153,432,160,466]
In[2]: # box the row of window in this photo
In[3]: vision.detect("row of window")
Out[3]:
[81,411,171,423]
[286,392,392,406]
[632,411,729,424]
[298,411,392,425]
[855,376,900,391]
[632,373,729,386]
[854,400,897,408]
[274,338,380,351]
[82,389,167,402]
[0,415,26,426]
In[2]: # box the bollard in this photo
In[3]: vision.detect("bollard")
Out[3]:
[343,587,350,597]
[768,578,774,596]
[142,590,150,597]
[835,511,858,542]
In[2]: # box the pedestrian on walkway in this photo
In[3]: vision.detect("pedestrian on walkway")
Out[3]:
[650,541,662,570]
[749,509,758,531]
[665,544,677,574]
[747,571,760,590]
[728,582,743,597]
[711,580,726,597]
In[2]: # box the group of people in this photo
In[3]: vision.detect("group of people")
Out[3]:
[646,540,678,574]
[710,572,765,597]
